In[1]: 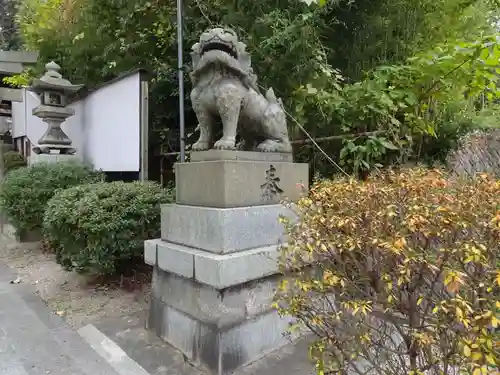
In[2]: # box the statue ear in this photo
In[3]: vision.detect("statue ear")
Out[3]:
[191,43,201,67]
[225,27,237,36]
[238,42,251,71]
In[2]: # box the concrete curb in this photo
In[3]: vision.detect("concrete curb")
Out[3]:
[78,324,151,375]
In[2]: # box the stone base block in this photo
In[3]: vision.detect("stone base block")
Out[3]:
[175,159,308,208]
[148,267,295,375]
[161,204,293,254]
[151,269,280,328]
[28,153,81,166]
[145,239,279,289]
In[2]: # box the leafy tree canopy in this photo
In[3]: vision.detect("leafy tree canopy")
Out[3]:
[10,0,500,175]
[0,0,21,49]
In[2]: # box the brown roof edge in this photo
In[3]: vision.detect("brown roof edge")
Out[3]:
[69,68,151,103]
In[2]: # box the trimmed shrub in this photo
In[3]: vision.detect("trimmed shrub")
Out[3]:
[3,151,26,172]
[277,168,499,375]
[0,162,103,233]
[43,181,173,275]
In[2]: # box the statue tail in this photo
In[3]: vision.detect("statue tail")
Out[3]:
[265,87,284,108]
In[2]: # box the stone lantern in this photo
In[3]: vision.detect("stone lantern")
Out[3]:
[29,61,83,155]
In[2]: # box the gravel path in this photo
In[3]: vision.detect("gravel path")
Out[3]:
[0,232,150,328]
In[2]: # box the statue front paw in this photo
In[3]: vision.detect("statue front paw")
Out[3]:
[257,139,292,153]
[192,141,210,151]
[257,139,280,152]
[214,137,236,150]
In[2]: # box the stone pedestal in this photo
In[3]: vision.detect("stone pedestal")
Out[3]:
[28,153,80,166]
[145,150,308,375]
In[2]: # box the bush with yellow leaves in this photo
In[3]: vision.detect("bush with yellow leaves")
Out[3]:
[276,168,499,375]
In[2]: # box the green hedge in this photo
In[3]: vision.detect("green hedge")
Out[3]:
[3,151,27,173]
[0,162,103,233]
[43,181,173,275]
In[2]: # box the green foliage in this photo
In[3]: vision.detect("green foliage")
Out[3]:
[339,136,398,175]
[13,0,500,175]
[322,0,498,80]
[0,162,103,233]
[3,151,26,173]
[295,35,500,174]
[0,0,21,49]
[277,168,500,375]
[43,181,173,275]
[14,0,331,149]
[2,69,35,88]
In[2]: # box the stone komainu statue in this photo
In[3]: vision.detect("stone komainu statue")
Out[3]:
[189,27,293,153]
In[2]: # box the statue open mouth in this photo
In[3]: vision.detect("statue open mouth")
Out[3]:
[200,41,238,59]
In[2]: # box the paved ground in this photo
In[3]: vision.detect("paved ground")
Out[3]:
[91,311,315,375]
[0,230,148,330]
[0,255,315,375]
[0,260,120,375]
[0,256,315,375]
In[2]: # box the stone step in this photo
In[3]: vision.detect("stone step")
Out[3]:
[0,261,121,375]
[160,204,291,254]
[91,312,316,375]
[145,239,279,290]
